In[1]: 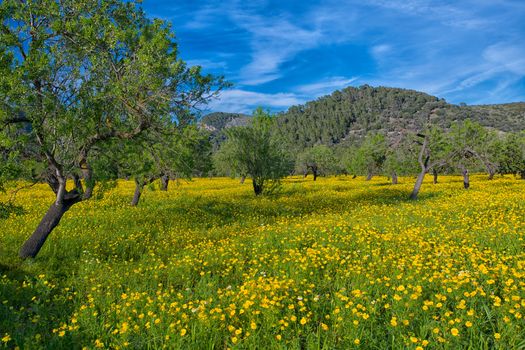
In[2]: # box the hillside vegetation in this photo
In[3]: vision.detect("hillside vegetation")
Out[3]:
[202,86,525,151]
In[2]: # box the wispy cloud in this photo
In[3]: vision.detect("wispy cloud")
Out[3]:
[208,89,304,114]
[143,0,525,111]
[230,11,323,85]
[297,77,359,95]
[370,44,392,62]
[186,59,228,70]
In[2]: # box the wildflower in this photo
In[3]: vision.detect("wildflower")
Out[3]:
[2,334,11,343]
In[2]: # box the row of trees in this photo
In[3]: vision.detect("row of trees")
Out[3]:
[0,0,523,260]
[213,113,525,198]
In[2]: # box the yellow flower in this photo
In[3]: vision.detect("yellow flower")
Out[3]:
[276,334,282,341]
[494,333,501,340]
[58,331,65,337]
[451,328,459,336]
[2,334,11,343]
[465,321,472,327]
[354,338,360,345]
[231,336,238,344]
[321,323,329,331]
[180,328,187,336]
[300,317,307,325]
[250,322,257,330]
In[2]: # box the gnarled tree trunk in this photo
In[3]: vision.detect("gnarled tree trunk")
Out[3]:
[462,168,470,189]
[253,179,263,195]
[81,162,94,199]
[410,135,430,201]
[19,174,82,259]
[410,170,426,200]
[391,172,398,185]
[160,175,169,191]
[366,172,373,181]
[131,179,143,206]
[240,175,246,184]
[19,196,80,259]
[432,168,438,184]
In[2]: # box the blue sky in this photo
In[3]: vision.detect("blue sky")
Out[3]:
[142,0,525,114]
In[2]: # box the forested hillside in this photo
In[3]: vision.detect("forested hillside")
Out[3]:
[275,86,525,150]
[202,86,525,151]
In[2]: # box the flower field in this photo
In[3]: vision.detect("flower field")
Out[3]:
[0,176,524,349]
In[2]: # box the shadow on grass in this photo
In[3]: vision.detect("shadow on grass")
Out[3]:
[0,202,25,219]
[0,263,83,349]
[27,183,441,263]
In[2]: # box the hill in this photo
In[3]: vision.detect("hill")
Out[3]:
[202,86,525,151]
[275,86,525,150]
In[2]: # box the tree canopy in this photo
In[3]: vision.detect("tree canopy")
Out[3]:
[0,0,227,258]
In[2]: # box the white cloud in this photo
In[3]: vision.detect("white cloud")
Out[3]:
[483,43,525,75]
[208,89,304,114]
[371,44,392,61]
[297,76,359,95]
[186,59,228,70]
[232,13,323,85]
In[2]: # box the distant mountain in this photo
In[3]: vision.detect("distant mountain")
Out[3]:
[274,86,525,151]
[200,112,252,149]
[200,112,251,132]
[203,86,525,152]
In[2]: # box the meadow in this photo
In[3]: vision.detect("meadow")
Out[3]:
[0,175,524,349]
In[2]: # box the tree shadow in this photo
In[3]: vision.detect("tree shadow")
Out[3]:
[0,263,83,349]
[347,188,439,205]
[0,202,25,219]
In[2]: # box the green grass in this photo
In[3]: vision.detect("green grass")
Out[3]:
[0,175,524,349]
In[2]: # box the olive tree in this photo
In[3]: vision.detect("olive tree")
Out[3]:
[216,108,290,195]
[346,133,387,180]
[409,127,453,200]
[498,132,525,179]
[295,144,337,181]
[449,120,501,187]
[383,136,419,185]
[119,125,209,206]
[0,0,225,258]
